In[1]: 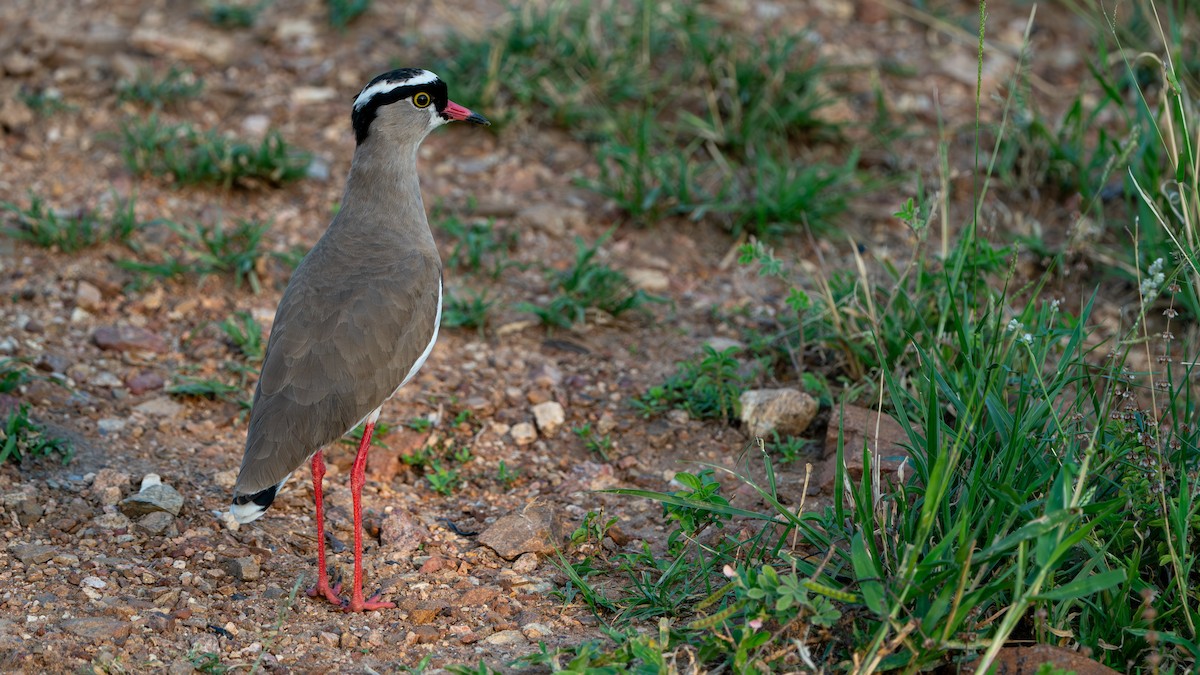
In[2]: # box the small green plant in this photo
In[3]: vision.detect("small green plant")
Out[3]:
[187,649,231,674]
[117,66,204,107]
[121,219,271,291]
[495,460,518,487]
[120,115,310,188]
[572,423,614,461]
[327,0,369,28]
[341,421,392,450]
[452,446,472,463]
[425,461,460,495]
[439,216,516,278]
[19,88,73,115]
[1,192,144,253]
[1,404,73,465]
[167,377,245,405]
[766,431,809,464]
[205,0,267,27]
[570,510,618,547]
[441,289,492,333]
[219,311,264,363]
[633,345,751,422]
[405,416,432,432]
[521,234,661,329]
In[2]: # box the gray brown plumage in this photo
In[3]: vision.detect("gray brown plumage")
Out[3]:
[229,68,488,612]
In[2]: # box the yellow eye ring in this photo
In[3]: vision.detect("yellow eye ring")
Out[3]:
[413,92,432,108]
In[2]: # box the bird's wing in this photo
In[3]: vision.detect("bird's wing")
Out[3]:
[233,244,442,496]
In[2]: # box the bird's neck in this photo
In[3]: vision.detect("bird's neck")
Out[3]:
[338,139,433,247]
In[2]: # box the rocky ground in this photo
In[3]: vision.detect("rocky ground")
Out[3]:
[0,0,1101,672]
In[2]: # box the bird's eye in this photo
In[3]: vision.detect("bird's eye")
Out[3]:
[412,92,432,108]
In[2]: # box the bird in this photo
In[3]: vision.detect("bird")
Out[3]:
[229,68,489,612]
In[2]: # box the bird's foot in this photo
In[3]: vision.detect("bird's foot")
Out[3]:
[344,589,395,613]
[306,572,345,607]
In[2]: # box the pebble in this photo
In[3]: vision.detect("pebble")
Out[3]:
[61,617,131,642]
[75,281,103,311]
[483,629,526,646]
[510,422,537,446]
[125,371,165,395]
[133,397,183,418]
[96,418,126,435]
[241,114,270,137]
[224,556,260,582]
[477,504,563,560]
[380,511,428,558]
[627,268,670,292]
[137,511,175,535]
[738,388,818,438]
[90,469,131,505]
[91,372,123,388]
[516,204,584,238]
[531,401,565,436]
[521,623,552,640]
[8,543,56,565]
[119,482,183,517]
[511,552,539,574]
[92,324,167,354]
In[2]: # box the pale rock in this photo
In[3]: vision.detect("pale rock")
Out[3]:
[75,281,103,311]
[531,401,565,436]
[739,388,818,438]
[510,422,537,446]
[627,268,670,292]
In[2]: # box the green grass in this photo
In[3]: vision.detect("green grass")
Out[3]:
[433,0,855,235]
[438,216,517,278]
[1,192,145,253]
[120,115,310,188]
[632,345,753,423]
[427,4,1200,672]
[520,233,661,329]
[327,0,369,28]
[1,404,73,465]
[116,66,204,107]
[219,311,264,363]
[204,0,267,27]
[441,289,493,334]
[119,218,272,292]
[19,88,73,116]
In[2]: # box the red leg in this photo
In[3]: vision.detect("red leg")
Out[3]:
[346,422,394,612]
[306,450,345,606]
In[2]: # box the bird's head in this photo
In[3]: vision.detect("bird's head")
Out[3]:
[350,68,489,146]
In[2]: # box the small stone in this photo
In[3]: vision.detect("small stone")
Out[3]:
[477,504,564,560]
[318,631,340,647]
[93,325,167,353]
[91,469,131,503]
[75,281,103,311]
[531,401,565,436]
[213,470,237,488]
[91,371,124,388]
[241,114,270,138]
[126,371,165,395]
[510,422,537,446]
[61,618,131,642]
[11,495,43,527]
[97,418,126,435]
[224,556,260,581]
[291,86,336,104]
[516,204,584,238]
[738,388,819,438]
[627,268,670,292]
[411,625,441,644]
[81,576,107,589]
[133,396,183,418]
[137,511,175,535]
[119,483,183,517]
[702,337,745,353]
[380,511,428,558]
[483,629,527,646]
[8,543,56,565]
[521,623,552,640]
[511,552,539,574]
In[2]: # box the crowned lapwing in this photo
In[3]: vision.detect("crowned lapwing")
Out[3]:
[230,68,488,612]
